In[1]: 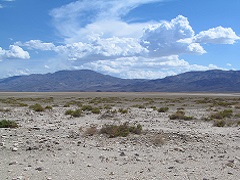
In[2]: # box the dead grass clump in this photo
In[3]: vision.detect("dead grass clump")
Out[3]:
[99,109,117,119]
[152,134,166,146]
[84,126,98,136]
[169,110,193,120]
[0,108,10,112]
[158,107,169,113]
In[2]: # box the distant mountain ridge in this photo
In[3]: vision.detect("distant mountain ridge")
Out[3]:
[0,69,240,92]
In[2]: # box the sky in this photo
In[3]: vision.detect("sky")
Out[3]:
[0,0,239,79]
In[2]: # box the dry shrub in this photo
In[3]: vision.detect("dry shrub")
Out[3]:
[169,110,193,120]
[84,126,98,136]
[152,134,166,146]
[100,122,142,138]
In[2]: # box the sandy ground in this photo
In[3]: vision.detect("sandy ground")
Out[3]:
[0,92,240,180]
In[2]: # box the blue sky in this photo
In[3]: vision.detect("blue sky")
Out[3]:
[0,0,239,79]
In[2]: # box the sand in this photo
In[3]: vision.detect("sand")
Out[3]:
[0,92,240,180]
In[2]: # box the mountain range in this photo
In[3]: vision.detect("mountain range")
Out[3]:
[0,69,240,92]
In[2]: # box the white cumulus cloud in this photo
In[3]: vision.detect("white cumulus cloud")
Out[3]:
[0,45,30,60]
[141,15,206,56]
[16,40,55,51]
[194,26,240,44]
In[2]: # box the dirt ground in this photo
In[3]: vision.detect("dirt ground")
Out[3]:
[0,92,240,180]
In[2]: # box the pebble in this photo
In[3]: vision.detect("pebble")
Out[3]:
[12,147,18,152]
[9,161,18,165]
[174,147,185,152]
[120,152,126,156]
[35,167,43,171]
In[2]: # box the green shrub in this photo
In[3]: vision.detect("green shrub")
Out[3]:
[158,107,169,112]
[210,109,233,119]
[237,121,240,126]
[213,120,226,127]
[0,120,18,128]
[132,104,145,109]
[65,109,82,117]
[91,107,101,114]
[64,100,82,107]
[45,105,53,110]
[82,105,93,111]
[18,103,28,107]
[151,106,157,111]
[65,109,74,115]
[100,122,142,138]
[118,108,128,114]
[29,103,44,112]
[235,113,240,118]
[129,124,142,135]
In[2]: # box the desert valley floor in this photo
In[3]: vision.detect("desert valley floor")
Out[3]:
[0,92,240,180]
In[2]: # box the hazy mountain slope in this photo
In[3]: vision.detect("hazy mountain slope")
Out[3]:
[0,69,239,92]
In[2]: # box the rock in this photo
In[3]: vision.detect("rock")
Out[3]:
[109,172,115,175]
[174,147,185,152]
[175,159,184,164]
[235,156,240,161]
[9,161,18,165]
[12,147,18,152]
[120,152,126,156]
[35,167,43,171]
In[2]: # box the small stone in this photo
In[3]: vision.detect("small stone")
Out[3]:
[175,159,184,164]
[109,172,114,175]
[35,167,43,171]
[12,147,18,152]
[174,147,185,152]
[136,157,142,161]
[235,156,240,161]
[87,164,92,167]
[9,161,17,165]
[120,152,126,156]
